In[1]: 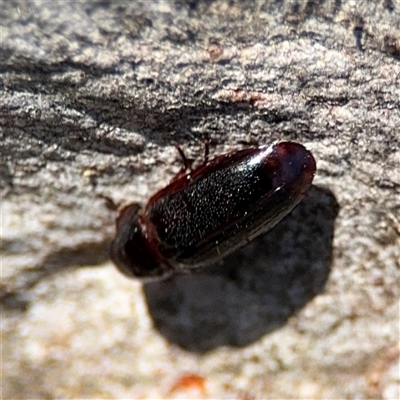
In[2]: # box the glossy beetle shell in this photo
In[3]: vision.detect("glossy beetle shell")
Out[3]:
[110,141,316,280]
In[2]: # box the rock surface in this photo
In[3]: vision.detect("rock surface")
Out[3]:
[2,1,399,398]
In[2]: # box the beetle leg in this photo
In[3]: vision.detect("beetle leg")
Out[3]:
[97,193,121,211]
[175,145,193,170]
[171,145,196,182]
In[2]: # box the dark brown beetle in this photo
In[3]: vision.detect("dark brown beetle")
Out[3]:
[110,141,316,280]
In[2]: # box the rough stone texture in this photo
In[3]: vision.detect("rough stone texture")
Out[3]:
[1,0,399,399]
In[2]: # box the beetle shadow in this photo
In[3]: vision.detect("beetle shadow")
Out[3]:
[143,186,338,353]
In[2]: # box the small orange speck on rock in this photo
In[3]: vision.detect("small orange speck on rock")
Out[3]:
[167,373,207,397]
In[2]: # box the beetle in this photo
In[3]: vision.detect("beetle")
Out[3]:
[110,141,316,280]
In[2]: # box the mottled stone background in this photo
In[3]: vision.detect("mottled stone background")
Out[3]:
[2,0,399,398]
